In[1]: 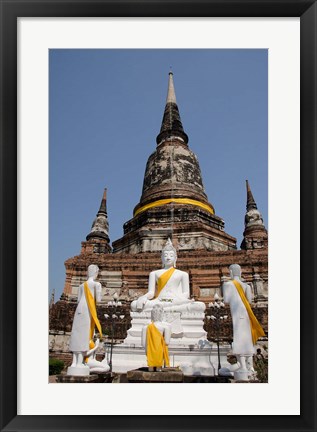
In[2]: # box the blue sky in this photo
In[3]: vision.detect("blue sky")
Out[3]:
[49,49,268,300]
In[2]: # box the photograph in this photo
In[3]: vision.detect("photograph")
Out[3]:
[49,49,268,384]
[1,2,315,429]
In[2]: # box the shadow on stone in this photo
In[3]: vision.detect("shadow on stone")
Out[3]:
[56,372,112,383]
[127,367,184,383]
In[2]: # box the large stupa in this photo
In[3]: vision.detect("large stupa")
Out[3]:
[112,72,236,254]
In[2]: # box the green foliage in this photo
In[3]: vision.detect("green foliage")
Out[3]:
[49,358,64,375]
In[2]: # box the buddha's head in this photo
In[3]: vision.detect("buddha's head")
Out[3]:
[87,264,99,279]
[161,238,177,268]
[229,264,242,279]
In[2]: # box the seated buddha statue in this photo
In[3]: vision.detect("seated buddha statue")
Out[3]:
[131,239,205,313]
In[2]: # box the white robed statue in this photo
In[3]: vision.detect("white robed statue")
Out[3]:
[131,239,205,313]
[223,264,265,380]
[141,304,172,371]
[67,264,109,376]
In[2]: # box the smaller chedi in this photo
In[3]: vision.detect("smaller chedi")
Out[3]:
[67,264,109,376]
[223,264,265,381]
[131,238,205,313]
[141,304,171,371]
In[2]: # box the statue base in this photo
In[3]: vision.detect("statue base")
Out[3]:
[127,367,184,383]
[66,365,90,377]
[109,310,232,376]
[110,342,232,376]
[58,373,96,383]
[125,310,208,347]
[234,369,250,381]
[57,372,112,383]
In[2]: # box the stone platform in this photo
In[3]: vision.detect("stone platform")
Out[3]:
[127,367,184,383]
[125,310,208,346]
[111,342,232,376]
[184,375,231,383]
[56,372,112,383]
[112,309,231,376]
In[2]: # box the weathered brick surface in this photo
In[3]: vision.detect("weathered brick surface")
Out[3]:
[53,247,268,345]
[49,351,106,368]
[204,304,268,342]
[63,248,268,303]
[49,301,132,340]
[49,300,268,342]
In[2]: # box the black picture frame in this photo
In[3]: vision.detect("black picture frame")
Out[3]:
[1,1,316,431]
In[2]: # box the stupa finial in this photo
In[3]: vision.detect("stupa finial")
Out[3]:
[166,70,177,104]
[246,180,258,211]
[156,72,188,145]
[86,188,110,247]
[98,188,108,215]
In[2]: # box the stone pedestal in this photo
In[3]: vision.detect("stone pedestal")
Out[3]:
[125,310,207,347]
[66,365,89,377]
[184,375,231,383]
[111,342,231,376]
[111,309,231,376]
[57,374,99,383]
[127,368,184,383]
[57,372,112,383]
[234,369,250,381]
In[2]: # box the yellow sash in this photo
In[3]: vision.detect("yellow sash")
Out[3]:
[232,279,265,345]
[146,322,170,368]
[83,282,102,360]
[155,267,175,298]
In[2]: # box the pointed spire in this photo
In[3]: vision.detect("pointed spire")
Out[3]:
[166,71,177,104]
[49,289,55,309]
[156,72,188,145]
[86,188,110,244]
[246,180,258,211]
[241,180,267,250]
[98,188,108,215]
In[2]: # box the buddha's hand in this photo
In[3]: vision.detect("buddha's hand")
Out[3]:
[136,295,147,311]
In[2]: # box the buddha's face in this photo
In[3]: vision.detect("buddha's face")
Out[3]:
[163,250,176,267]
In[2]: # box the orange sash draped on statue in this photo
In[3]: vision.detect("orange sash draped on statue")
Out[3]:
[146,322,170,368]
[83,282,103,360]
[154,267,176,298]
[232,279,265,345]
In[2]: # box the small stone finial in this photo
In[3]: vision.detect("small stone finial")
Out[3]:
[246,180,258,211]
[49,289,55,309]
[244,182,264,229]
[241,180,267,250]
[166,71,177,104]
[86,188,111,246]
[156,72,188,145]
[98,188,108,215]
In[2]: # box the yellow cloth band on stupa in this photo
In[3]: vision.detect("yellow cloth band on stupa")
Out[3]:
[134,198,215,217]
[232,279,265,345]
